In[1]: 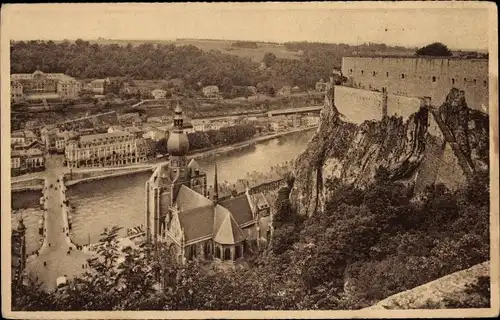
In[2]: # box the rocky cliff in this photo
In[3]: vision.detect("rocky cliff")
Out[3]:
[291,81,489,217]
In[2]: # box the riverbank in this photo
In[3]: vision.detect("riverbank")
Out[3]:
[11,177,45,192]
[63,126,316,186]
[65,167,153,186]
[188,125,317,160]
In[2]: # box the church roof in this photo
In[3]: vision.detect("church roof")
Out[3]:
[219,194,254,226]
[175,185,215,242]
[176,185,213,211]
[178,205,215,241]
[213,205,245,245]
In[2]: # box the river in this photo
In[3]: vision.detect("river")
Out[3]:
[17,130,314,247]
[11,190,44,254]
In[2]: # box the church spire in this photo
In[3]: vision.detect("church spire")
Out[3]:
[213,162,219,203]
[173,101,184,133]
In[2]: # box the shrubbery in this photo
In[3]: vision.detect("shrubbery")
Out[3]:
[12,158,489,311]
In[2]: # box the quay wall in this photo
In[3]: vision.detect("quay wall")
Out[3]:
[65,167,154,186]
[11,177,45,192]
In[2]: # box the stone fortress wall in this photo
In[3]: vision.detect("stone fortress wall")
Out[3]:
[333,85,423,123]
[341,56,489,113]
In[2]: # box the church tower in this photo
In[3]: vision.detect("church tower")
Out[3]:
[167,102,190,181]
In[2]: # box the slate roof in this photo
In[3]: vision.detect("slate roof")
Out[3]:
[219,194,254,226]
[213,205,245,245]
[80,131,132,144]
[178,205,215,241]
[251,193,270,210]
[176,185,213,212]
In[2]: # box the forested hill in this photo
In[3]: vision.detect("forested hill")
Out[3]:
[10,40,414,91]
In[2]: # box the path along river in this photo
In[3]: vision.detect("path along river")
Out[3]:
[13,129,314,248]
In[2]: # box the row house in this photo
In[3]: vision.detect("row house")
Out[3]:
[65,131,153,169]
[11,130,37,147]
[11,147,45,176]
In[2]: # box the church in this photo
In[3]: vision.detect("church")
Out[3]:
[145,103,273,263]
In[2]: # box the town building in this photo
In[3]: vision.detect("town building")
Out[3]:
[11,130,39,148]
[11,70,82,101]
[145,104,272,263]
[107,125,125,133]
[90,78,110,95]
[151,89,168,100]
[123,126,144,138]
[143,127,169,142]
[202,85,220,99]
[341,56,489,113]
[65,131,152,168]
[54,131,76,154]
[11,131,26,146]
[11,81,24,102]
[11,147,45,176]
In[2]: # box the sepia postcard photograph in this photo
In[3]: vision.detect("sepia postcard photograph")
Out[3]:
[1,2,499,319]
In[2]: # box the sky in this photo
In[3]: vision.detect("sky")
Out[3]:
[1,3,494,50]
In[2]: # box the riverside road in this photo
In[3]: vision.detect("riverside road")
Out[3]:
[25,155,93,292]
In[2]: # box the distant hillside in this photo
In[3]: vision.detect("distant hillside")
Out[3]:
[11,39,416,91]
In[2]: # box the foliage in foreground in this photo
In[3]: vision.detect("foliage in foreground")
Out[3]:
[12,170,489,310]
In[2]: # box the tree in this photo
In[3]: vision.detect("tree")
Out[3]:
[262,52,277,67]
[416,42,452,56]
[155,138,168,155]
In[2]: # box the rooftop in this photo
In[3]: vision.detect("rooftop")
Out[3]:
[80,131,132,144]
[213,205,245,245]
[219,194,254,226]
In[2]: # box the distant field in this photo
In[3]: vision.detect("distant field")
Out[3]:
[84,38,302,62]
[174,39,302,62]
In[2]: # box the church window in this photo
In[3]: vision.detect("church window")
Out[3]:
[361,70,364,75]
[401,74,405,79]
[372,71,376,76]
[224,247,231,261]
[473,79,477,84]
[386,72,389,77]
[484,80,487,86]
[432,76,436,82]
[235,245,242,259]
[215,246,221,259]
[452,78,455,84]
[464,77,467,82]
[349,69,353,73]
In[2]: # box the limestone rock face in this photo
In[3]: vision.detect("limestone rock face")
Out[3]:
[440,88,489,170]
[291,80,489,217]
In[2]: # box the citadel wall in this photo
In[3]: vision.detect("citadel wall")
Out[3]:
[341,56,488,113]
[333,85,423,123]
